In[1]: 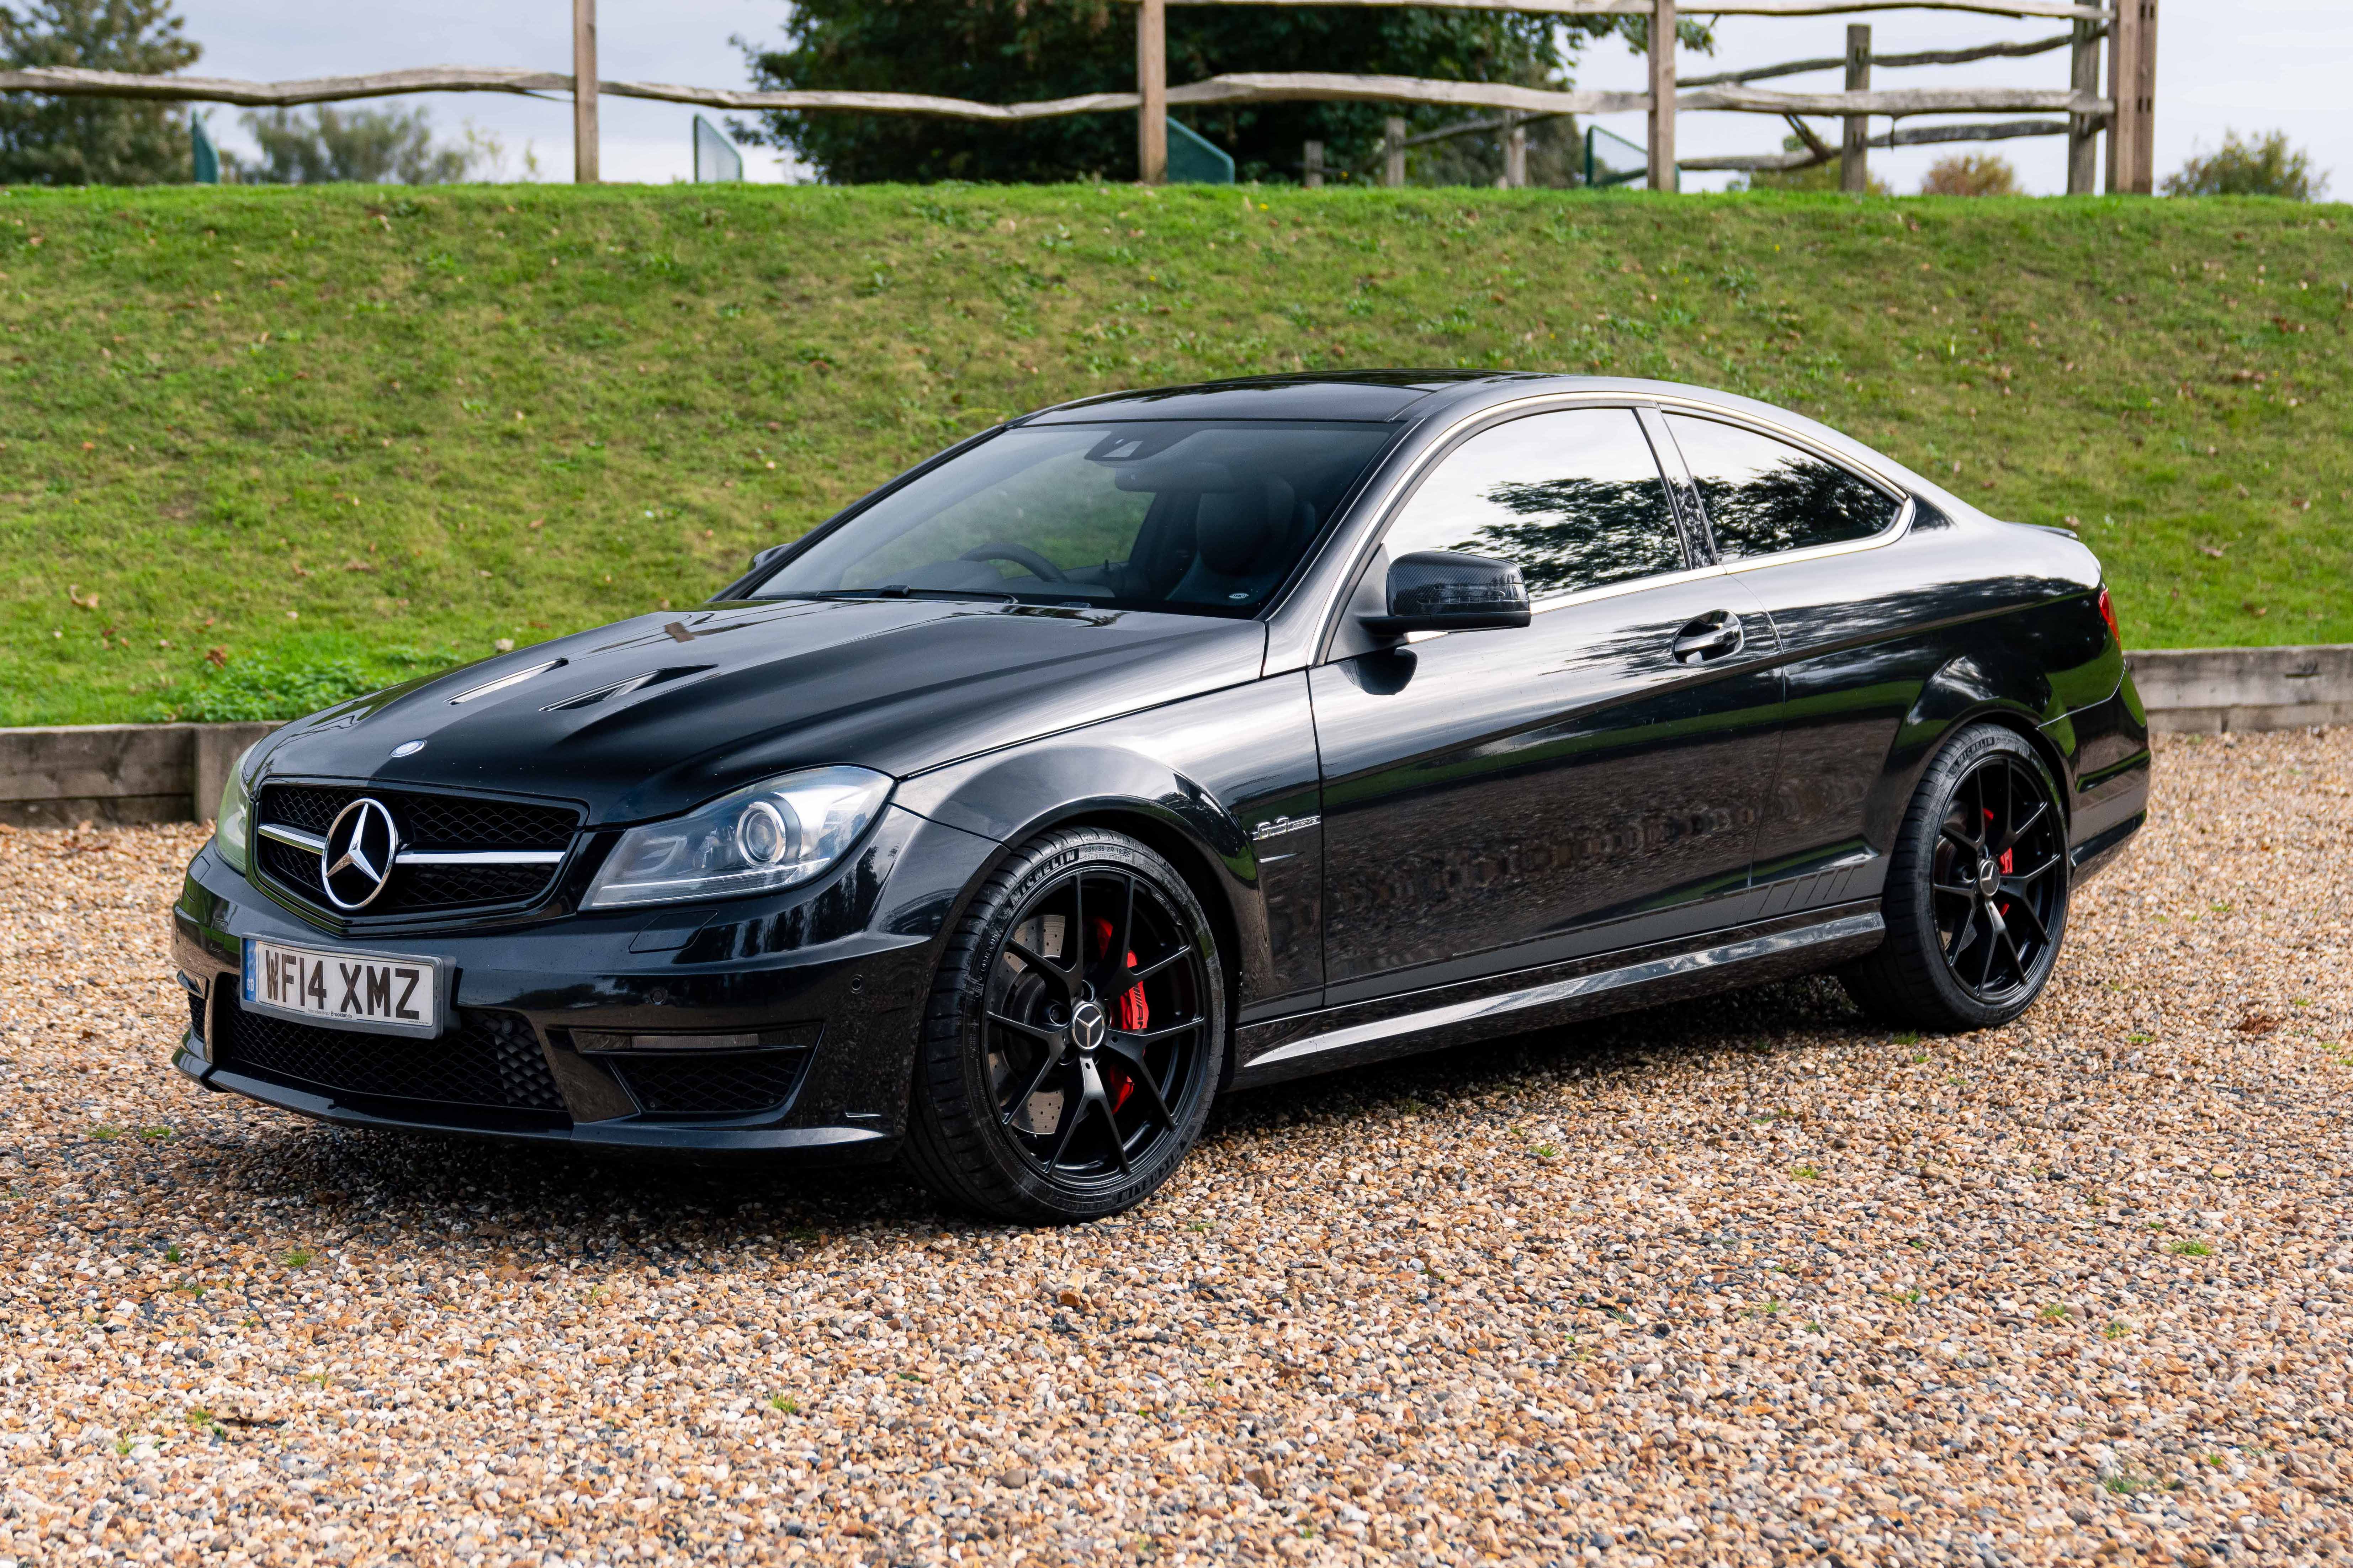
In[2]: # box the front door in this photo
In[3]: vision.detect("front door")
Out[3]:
[1311,405,1785,1005]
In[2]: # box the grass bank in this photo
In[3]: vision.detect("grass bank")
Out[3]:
[0,182,2346,726]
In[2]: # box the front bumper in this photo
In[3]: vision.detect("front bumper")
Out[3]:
[169,804,999,1160]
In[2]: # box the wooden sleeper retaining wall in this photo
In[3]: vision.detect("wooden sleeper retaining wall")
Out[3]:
[0,646,2343,827]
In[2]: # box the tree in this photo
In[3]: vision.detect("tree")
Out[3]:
[733,0,1706,185]
[2162,129,2328,201]
[233,105,507,186]
[1920,153,2018,197]
[0,0,199,185]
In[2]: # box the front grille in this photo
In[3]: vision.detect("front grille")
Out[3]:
[216,993,567,1115]
[611,1050,811,1117]
[255,785,580,919]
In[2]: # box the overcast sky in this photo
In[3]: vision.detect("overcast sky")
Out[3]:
[174,0,2348,197]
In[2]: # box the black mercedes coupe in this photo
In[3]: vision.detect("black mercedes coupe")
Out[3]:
[171,372,2150,1221]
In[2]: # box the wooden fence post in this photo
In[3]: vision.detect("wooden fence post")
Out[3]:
[1647,0,1676,192]
[2127,0,2157,194]
[1137,0,1167,185]
[572,0,598,183]
[1840,24,1869,194]
[1503,113,1527,188]
[2104,0,2136,192]
[2066,14,2099,194]
[1384,116,1406,187]
[1303,139,1323,188]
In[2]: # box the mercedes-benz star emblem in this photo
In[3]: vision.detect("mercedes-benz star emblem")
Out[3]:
[1068,999,1108,1052]
[321,797,401,911]
[390,740,426,759]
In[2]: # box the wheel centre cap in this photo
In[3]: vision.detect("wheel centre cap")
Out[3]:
[1975,859,2002,898]
[1068,1000,1108,1052]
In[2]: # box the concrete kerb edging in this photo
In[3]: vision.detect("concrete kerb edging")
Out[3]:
[0,721,279,829]
[0,646,2344,827]
[2125,644,2353,735]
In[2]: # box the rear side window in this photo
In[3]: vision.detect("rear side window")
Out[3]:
[1382,408,1686,597]
[1666,414,1899,560]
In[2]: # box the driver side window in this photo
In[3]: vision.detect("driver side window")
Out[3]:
[1383,408,1689,598]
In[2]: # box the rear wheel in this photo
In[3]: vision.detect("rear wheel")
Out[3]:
[1841,723,2070,1031]
[902,827,1224,1223]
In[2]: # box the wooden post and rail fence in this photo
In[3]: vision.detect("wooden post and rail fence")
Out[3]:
[0,0,2156,195]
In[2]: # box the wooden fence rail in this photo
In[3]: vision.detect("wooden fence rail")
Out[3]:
[0,64,2104,126]
[1678,27,2086,87]
[1680,115,2067,170]
[1140,0,2106,18]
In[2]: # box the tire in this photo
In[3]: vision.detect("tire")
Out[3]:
[901,826,1227,1223]
[1840,722,2071,1032]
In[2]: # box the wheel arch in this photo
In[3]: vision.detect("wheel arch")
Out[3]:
[896,743,1270,1084]
[1883,650,2075,845]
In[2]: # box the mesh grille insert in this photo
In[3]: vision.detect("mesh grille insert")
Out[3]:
[217,994,567,1114]
[611,1050,811,1118]
[261,786,577,850]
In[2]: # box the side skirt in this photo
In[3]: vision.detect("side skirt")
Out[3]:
[2068,808,2146,888]
[1230,901,1885,1090]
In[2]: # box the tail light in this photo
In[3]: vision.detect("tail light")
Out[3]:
[2096,585,2121,646]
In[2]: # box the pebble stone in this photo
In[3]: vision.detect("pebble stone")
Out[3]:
[0,729,2347,1568]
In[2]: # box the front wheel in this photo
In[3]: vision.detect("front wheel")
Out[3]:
[1840,723,2070,1031]
[902,827,1225,1223]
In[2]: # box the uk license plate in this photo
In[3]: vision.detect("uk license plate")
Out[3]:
[242,939,441,1037]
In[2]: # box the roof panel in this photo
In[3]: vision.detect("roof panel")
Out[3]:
[1022,371,1536,425]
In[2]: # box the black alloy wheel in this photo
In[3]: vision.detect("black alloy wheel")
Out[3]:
[1929,750,2066,1003]
[1841,723,2071,1031]
[903,828,1224,1222]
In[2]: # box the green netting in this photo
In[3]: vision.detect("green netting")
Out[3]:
[694,115,744,183]
[191,112,220,185]
[1584,124,1645,190]
[1167,117,1234,185]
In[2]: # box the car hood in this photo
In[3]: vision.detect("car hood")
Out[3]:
[251,598,1268,825]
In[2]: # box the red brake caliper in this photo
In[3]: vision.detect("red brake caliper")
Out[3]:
[1983,810,2014,874]
[1089,917,1148,1111]
[1984,809,2014,918]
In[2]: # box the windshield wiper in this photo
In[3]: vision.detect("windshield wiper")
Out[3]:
[772,586,1021,606]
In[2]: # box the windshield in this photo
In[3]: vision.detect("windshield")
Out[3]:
[749,420,1396,616]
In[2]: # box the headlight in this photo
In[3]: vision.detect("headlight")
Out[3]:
[583,766,893,910]
[213,742,259,875]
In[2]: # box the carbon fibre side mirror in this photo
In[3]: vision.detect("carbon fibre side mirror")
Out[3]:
[1360,551,1531,636]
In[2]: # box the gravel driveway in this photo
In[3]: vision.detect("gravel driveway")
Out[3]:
[2,730,2348,1567]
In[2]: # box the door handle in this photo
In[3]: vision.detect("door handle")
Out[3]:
[1670,610,1745,663]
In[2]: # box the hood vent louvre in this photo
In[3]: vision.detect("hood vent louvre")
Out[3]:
[541,666,710,712]
[449,658,567,706]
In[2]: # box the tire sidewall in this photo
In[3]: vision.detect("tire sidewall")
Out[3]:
[929,829,1226,1222]
[1894,724,2070,1028]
